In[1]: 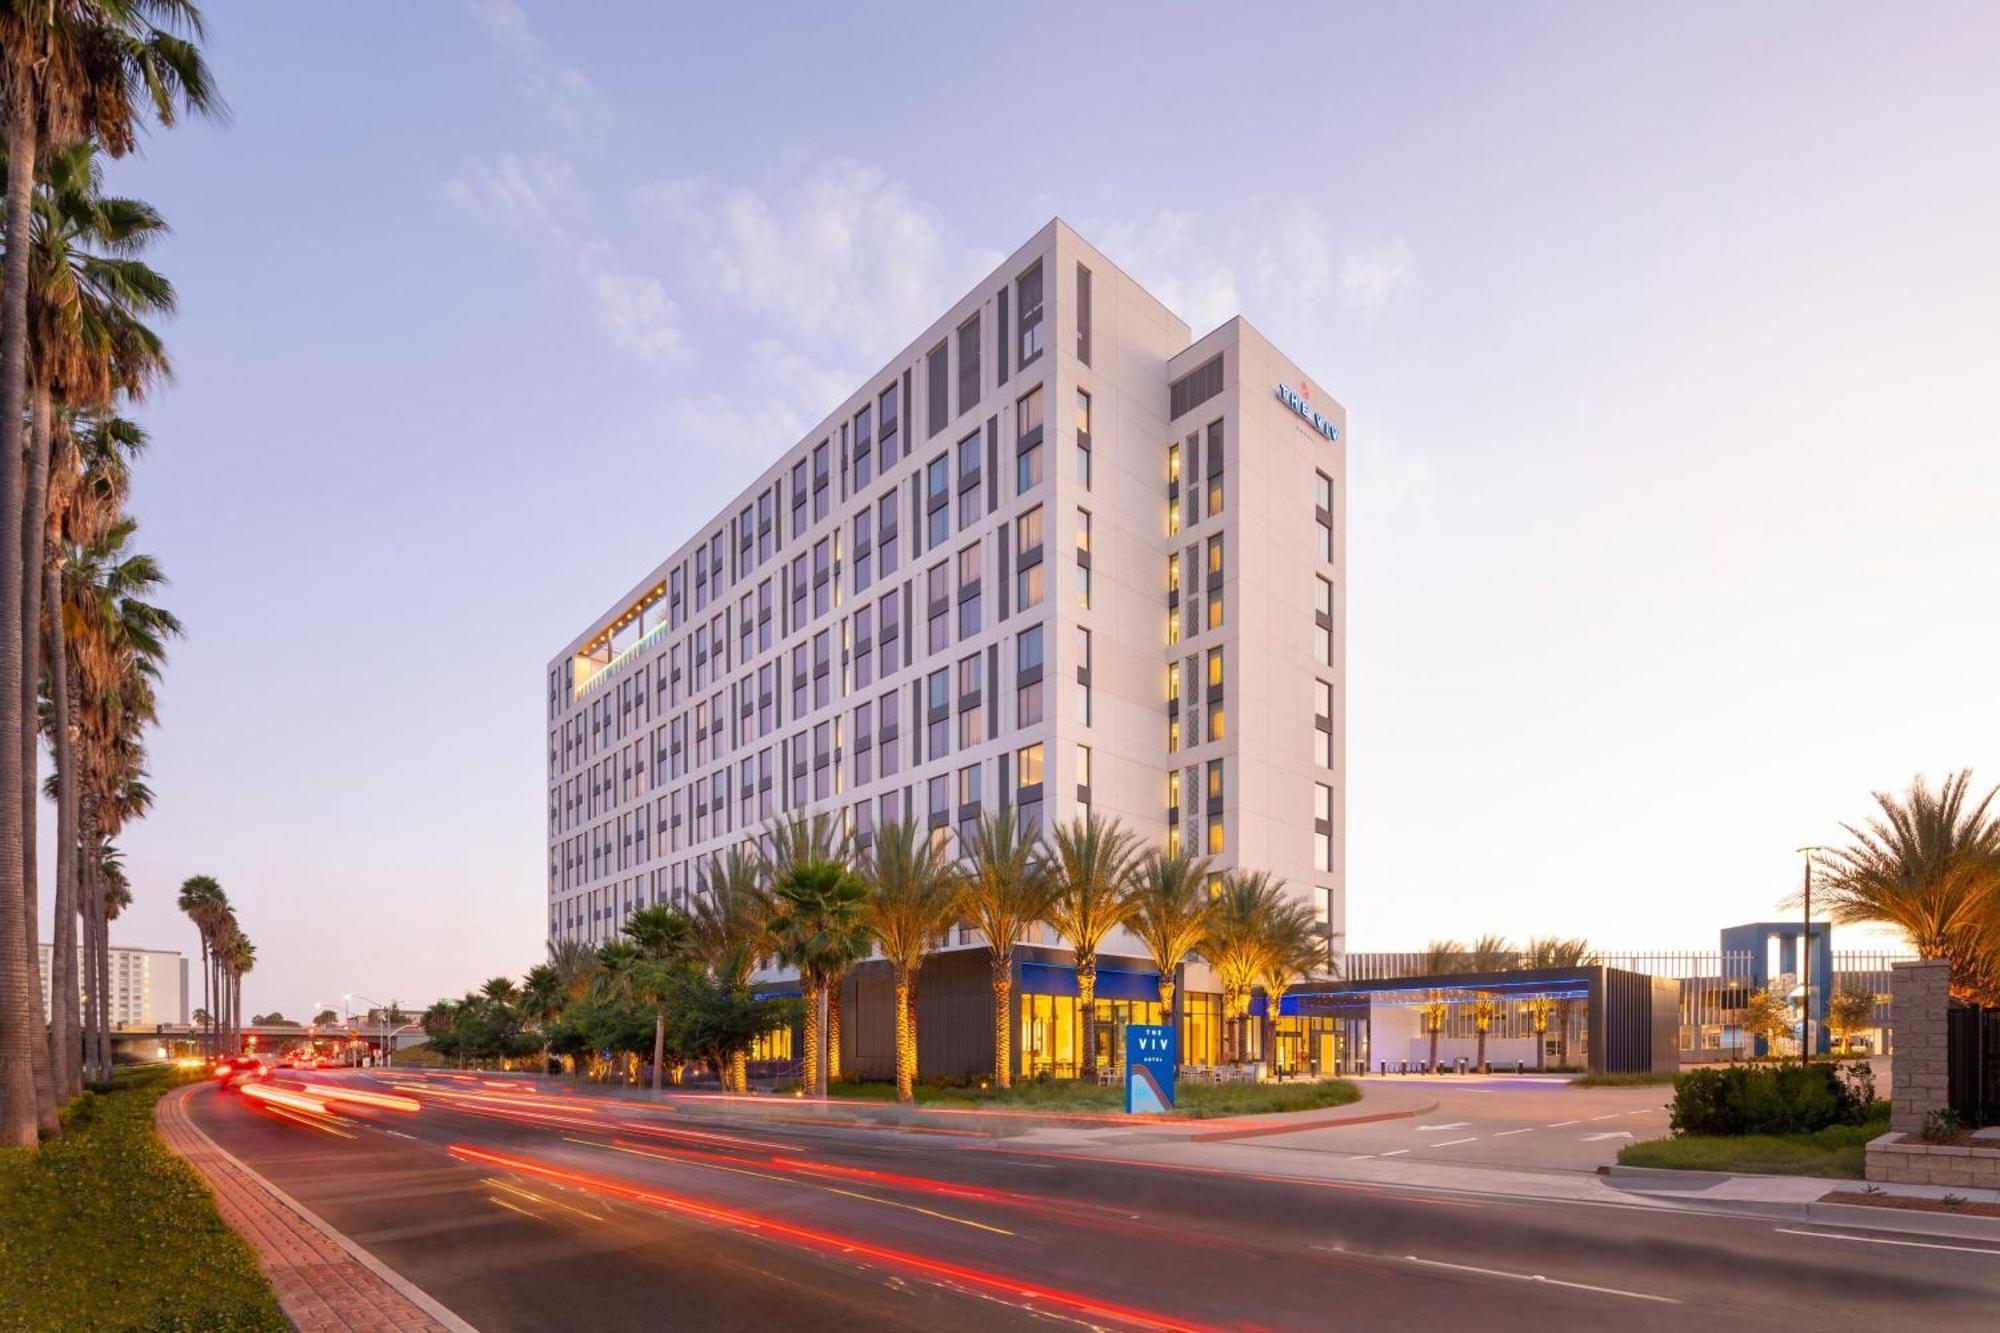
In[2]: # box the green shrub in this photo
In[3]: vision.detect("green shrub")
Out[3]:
[1922,1107,1962,1143]
[1669,1062,1871,1137]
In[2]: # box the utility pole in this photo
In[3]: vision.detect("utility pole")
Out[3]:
[1796,847,1826,1065]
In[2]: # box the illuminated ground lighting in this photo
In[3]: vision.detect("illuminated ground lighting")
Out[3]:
[298,1084,421,1113]
[661,1088,1180,1125]
[240,1082,333,1117]
[449,1143,1232,1333]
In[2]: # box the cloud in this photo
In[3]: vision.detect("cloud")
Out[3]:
[468,0,612,137]
[1083,209,1242,334]
[446,153,682,366]
[637,159,1001,364]
[1339,237,1417,316]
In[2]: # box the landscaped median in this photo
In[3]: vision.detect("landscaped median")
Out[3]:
[0,1065,288,1331]
[824,1075,1361,1119]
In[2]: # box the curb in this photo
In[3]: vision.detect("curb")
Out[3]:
[1188,1098,1439,1143]
[157,1084,479,1333]
[1601,1164,2000,1244]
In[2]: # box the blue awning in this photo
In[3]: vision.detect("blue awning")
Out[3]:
[1018,960,1162,1001]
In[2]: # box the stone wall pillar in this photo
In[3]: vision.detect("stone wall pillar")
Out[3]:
[1889,959,1951,1134]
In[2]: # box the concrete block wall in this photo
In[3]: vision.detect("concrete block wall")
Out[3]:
[1889,958,1951,1134]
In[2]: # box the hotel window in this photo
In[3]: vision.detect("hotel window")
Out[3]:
[1207,700,1225,742]
[879,382,900,469]
[1017,260,1044,367]
[958,431,982,530]
[854,405,873,489]
[1166,441,1182,535]
[1017,740,1045,789]
[1166,552,1180,596]
[926,562,950,653]
[1205,420,1225,515]
[757,489,774,562]
[853,510,873,593]
[1207,646,1223,691]
[1314,783,1333,872]
[1074,625,1091,726]
[854,701,873,784]
[1016,385,1044,494]
[1075,509,1091,609]
[926,454,950,547]
[1169,353,1223,420]
[879,589,901,663]
[813,440,831,521]
[1165,659,1180,703]
[957,544,982,639]
[1205,535,1225,629]
[927,669,950,759]
[1076,742,1091,791]
[1075,263,1091,364]
[1206,810,1224,855]
[813,538,831,617]
[813,630,831,708]
[957,653,983,747]
[854,605,874,689]
[957,313,981,416]
[1075,390,1092,489]
[878,493,900,577]
[1207,758,1223,808]
[1315,470,1334,563]
[1016,622,1044,674]
[1315,576,1335,665]
[1314,679,1334,769]
[791,459,808,537]
[927,340,950,437]
[1017,673,1044,727]
[1167,715,1180,754]
[758,580,774,651]
[928,773,950,826]
[879,690,901,777]
[789,553,807,628]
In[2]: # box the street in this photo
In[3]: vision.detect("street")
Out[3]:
[184,1070,2000,1332]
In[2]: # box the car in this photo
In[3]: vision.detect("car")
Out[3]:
[211,1056,267,1089]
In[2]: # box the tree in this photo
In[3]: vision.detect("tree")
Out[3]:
[1419,939,1469,1073]
[620,904,692,1092]
[662,969,799,1088]
[519,964,563,1077]
[311,1008,337,1027]
[1524,994,1555,1071]
[691,848,773,1091]
[769,853,868,1096]
[1126,850,1213,1026]
[958,810,1052,1088]
[1046,813,1139,1079]
[761,813,851,1077]
[860,820,962,1104]
[1206,872,1283,1066]
[1742,986,1794,1060]
[1524,935,1596,1068]
[1466,934,1517,973]
[0,0,221,1151]
[1254,894,1323,1077]
[174,873,223,1059]
[1828,984,1877,1055]
[1808,771,2000,1004]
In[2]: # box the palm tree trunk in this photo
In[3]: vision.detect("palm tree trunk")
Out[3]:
[47,569,78,1096]
[1220,985,1237,1064]
[20,387,56,1131]
[992,956,1012,1088]
[800,980,821,1095]
[1428,1024,1440,1074]
[1476,1028,1488,1074]
[893,970,914,1104]
[1536,1024,1547,1072]
[729,1048,747,1094]
[1078,955,1099,1079]
[651,1011,665,1093]
[0,93,40,1148]
[825,980,842,1082]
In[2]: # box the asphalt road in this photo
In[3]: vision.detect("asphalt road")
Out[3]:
[188,1069,2000,1332]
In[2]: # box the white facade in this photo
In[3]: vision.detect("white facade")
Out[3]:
[40,943,189,1029]
[546,220,1345,968]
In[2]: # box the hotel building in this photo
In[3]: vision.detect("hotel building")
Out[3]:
[39,942,188,1030]
[546,220,1350,1077]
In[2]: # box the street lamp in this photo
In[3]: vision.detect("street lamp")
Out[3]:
[1795,847,1827,1065]
[344,992,400,1067]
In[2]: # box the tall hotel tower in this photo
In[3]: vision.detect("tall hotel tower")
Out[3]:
[547,220,1349,1076]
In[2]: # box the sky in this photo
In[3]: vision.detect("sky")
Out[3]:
[47,2,2000,1020]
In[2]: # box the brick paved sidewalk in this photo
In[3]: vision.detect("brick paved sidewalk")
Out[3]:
[156,1085,474,1333]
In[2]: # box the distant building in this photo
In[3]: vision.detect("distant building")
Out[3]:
[38,943,188,1030]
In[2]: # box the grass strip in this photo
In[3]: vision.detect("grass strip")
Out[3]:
[826,1075,1361,1118]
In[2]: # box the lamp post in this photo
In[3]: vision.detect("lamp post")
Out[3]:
[1794,847,1826,1065]
[345,992,394,1068]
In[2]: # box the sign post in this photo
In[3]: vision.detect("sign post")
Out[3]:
[1125,1023,1178,1114]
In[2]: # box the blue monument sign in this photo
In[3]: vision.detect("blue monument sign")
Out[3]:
[1125,1024,1177,1113]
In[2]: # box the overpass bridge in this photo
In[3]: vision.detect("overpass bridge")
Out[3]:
[108,1021,426,1065]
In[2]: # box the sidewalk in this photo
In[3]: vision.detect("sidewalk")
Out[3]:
[156,1086,475,1333]
[1602,1164,2000,1241]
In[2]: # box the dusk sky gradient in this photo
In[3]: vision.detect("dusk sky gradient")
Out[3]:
[51,2,2000,1019]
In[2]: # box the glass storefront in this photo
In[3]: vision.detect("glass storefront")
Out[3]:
[1016,990,1366,1078]
[1019,995,1166,1078]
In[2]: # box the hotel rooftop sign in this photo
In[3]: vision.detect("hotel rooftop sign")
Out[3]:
[1276,382,1340,442]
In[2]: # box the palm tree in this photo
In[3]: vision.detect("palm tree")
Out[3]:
[692,848,773,1091]
[1809,771,2000,1003]
[1462,934,1515,1073]
[1253,894,1323,1077]
[858,820,962,1104]
[1205,871,1283,1067]
[1046,813,1140,1079]
[1524,935,1597,1067]
[225,931,254,1057]
[958,810,1052,1088]
[769,853,868,1096]
[547,936,599,1002]
[1419,939,1467,1073]
[0,0,220,1151]
[520,963,564,1077]
[621,904,692,1091]
[1125,850,1212,1026]
[761,813,852,1077]
[174,873,223,1060]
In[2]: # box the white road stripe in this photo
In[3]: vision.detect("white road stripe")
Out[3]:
[1403,1254,1679,1303]
[1416,1123,1471,1131]
[1432,1137,1479,1147]
[1381,1148,1409,1156]
[1774,1228,2000,1256]
[1493,1128,1533,1137]
[1548,1120,1581,1127]
[1589,1114,1621,1121]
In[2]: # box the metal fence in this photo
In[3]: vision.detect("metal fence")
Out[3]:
[1947,1007,2000,1127]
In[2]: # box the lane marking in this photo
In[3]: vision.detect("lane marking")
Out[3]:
[1431,1138,1479,1147]
[1582,1132,1635,1142]
[1380,1149,1410,1157]
[1415,1123,1471,1131]
[1493,1128,1533,1137]
[1547,1120,1581,1127]
[1774,1228,2000,1256]
[1589,1114,1621,1121]
[1625,1109,1659,1116]
[1403,1254,1679,1303]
